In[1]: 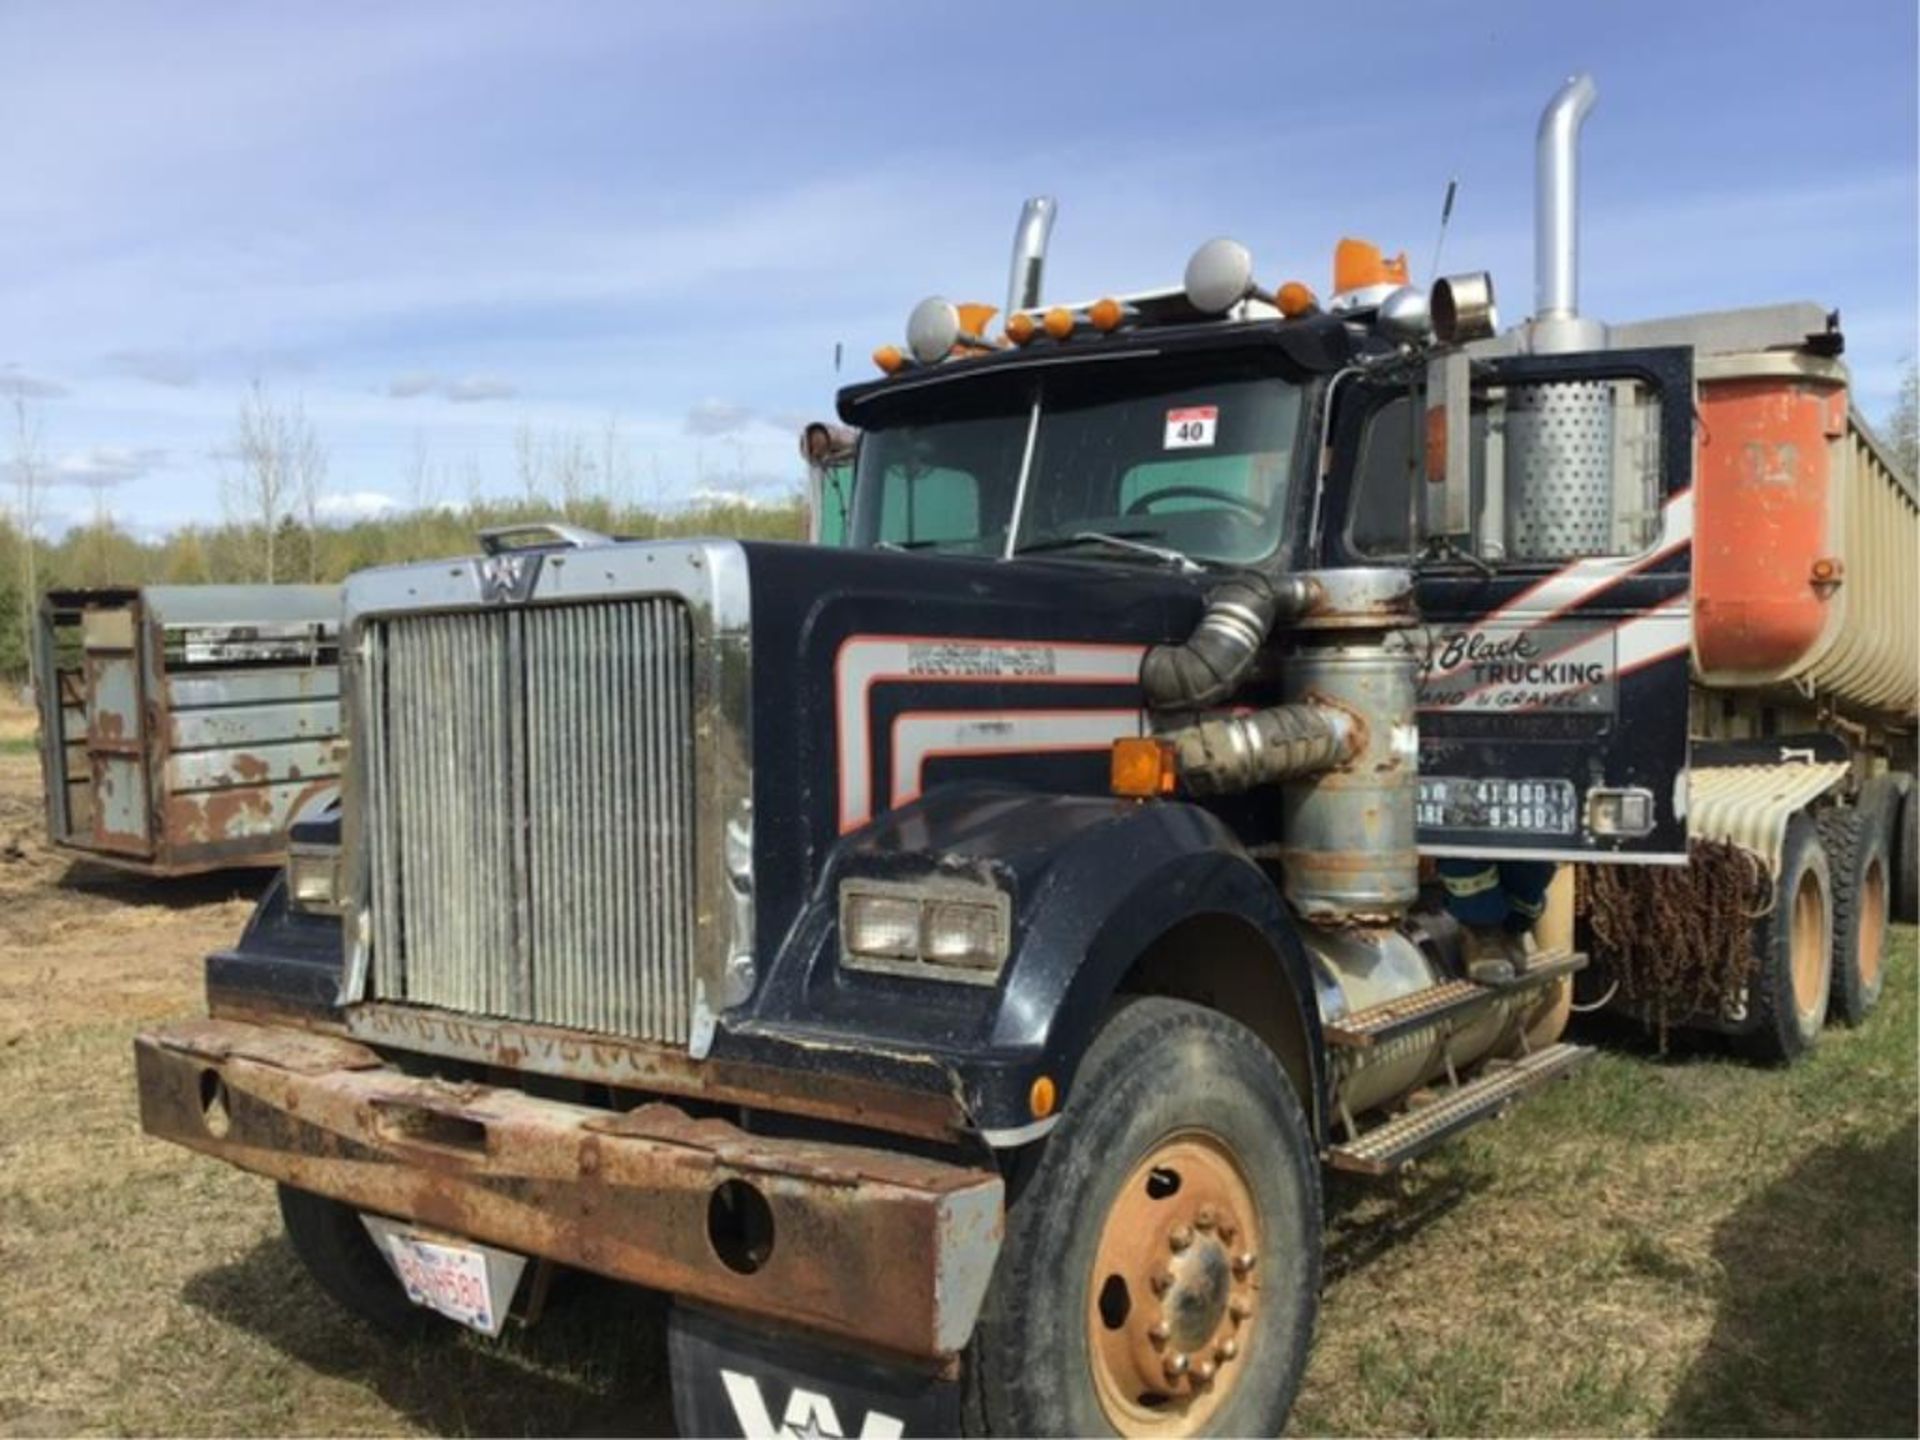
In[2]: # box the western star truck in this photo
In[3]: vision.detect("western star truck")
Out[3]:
[133,76,1916,1437]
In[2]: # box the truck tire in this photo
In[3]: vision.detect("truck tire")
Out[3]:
[966,997,1320,1437]
[1894,779,1918,925]
[1821,803,1891,1026]
[1738,814,1831,1065]
[277,1185,439,1339]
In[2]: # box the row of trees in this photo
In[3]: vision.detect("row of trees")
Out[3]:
[0,385,805,680]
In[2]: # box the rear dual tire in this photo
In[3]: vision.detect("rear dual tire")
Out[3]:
[1739,814,1831,1065]
[1821,802,1891,1027]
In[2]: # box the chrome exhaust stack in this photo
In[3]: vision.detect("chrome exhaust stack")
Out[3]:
[1005,196,1057,323]
[1526,73,1605,354]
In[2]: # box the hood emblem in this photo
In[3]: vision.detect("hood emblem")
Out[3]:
[476,550,542,604]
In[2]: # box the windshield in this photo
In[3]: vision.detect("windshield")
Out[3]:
[847,359,1305,566]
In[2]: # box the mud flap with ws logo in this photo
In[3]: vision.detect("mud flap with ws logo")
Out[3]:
[669,1303,961,1439]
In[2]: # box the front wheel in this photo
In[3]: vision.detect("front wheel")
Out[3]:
[967,997,1321,1436]
[278,1185,441,1339]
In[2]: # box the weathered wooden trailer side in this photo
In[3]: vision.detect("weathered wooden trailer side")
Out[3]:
[34,585,344,876]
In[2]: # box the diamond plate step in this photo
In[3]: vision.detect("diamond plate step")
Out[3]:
[1323,948,1587,1050]
[1327,1041,1594,1176]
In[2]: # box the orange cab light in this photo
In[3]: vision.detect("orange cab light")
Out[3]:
[872,344,907,374]
[1111,736,1178,798]
[1006,311,1037,345]
[956,301,1000,347]
[1029,1074,1058,1120]
[1043,306,1076,341]
[1277,281,1319,318]
[1088,296,1125,332]
[1333,237,1410,296]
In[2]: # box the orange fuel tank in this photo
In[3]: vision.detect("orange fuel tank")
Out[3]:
[1692,353,1918,721]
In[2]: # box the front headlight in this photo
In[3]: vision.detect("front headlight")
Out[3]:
[840,878,1010,984]
[287,844,342,915]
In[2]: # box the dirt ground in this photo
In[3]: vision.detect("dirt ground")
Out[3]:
[1,692,1915,1437]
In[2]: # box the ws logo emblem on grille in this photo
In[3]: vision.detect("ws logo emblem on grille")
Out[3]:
[475,550,542,604]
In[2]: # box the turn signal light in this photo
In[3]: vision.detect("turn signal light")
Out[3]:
[873,344,907,374]
[1043,306,1075,341]
[1006,311,1037,345]
[1277,281,1319,317]
[1029,1074,1058,1120]
[1089,296,1125,332]
[1111,737,1178,798]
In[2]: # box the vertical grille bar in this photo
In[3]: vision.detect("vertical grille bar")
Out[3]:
[365,597,697,1043]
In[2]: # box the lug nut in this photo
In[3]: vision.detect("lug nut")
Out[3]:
[1147,1321,1171,1344]
[1217,1339,1239,1361]
[1217,1221,1238,1243]
[1194,1360,1217,1383]
[1232,1250,1257,1276]
[1195,1206,1216,1231]
[1169,1224,1194,1252]
[1150,1270,1174,1296]
[1229,1296,1253,1322]
[1164,1352,1190,1379]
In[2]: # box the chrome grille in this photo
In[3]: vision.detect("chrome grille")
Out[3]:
[364,597,696,1042]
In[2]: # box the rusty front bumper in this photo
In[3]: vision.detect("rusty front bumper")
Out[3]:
[135,1018,1004,1361]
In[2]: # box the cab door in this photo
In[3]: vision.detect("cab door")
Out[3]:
[1326,345,1694,862]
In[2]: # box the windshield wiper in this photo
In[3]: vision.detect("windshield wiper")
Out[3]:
[1015,529,1203,573]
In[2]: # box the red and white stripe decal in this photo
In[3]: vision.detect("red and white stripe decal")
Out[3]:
[835,635,1145,832]
[1427,488,1693,682]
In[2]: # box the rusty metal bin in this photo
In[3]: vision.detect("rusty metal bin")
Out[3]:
[33,584,343,875]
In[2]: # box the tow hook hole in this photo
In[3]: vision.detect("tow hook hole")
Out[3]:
[1138,1393,1170,1409]
[198,1069,231,1139]
[372,1103,488,1153]
[1097,1274,1131,1330]
[1145,1166,1182,1200]
[708,1179,775,1275]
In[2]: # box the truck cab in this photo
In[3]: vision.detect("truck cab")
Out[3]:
[133,73,1908,1439]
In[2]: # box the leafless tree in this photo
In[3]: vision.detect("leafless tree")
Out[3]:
[7,395,47,677]
[1888,358,1918,479]
[222,379,326,582]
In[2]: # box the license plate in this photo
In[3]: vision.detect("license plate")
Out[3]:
[364,1219,520,1335]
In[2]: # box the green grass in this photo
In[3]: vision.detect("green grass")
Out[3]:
[1293,926,1919,1437]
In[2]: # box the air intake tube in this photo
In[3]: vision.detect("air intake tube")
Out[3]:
[1141,571,1321,710]
[1168,701,1358,794]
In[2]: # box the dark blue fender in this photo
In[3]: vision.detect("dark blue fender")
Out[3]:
[729,783,1329,1141]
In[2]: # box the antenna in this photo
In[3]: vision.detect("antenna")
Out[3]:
[1428,177,1458,282]
[833,341,843,374]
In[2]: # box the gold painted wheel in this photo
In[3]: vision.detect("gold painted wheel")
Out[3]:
[1858,856,1887,991]
[1789,865,1828,1021]
[1086,1132,1262,1436]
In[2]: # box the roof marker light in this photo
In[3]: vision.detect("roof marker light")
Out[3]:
[1277,281,1319,318]
[1088,297,1126,332]
[1043,306,1075,341]
[1006,311,1038,345]
[873,345,908,374]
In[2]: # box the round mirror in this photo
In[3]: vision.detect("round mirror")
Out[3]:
[906,297,962,365]
[1376,285,1432,343]
[1183,238,1255,315]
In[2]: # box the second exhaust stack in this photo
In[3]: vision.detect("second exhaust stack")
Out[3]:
[1528,73,1605,354]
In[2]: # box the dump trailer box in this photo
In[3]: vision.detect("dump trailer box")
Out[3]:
[34,584,342,875]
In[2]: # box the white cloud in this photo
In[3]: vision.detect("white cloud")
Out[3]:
[685,398,754,436]
[102,348,197,387]
[0,365,69,399]
[315,489,399,522]
[387,371,517,402]
[444,374,516,403]
[53,444,168,486]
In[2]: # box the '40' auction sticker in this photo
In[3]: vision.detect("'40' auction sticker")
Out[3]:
[1164,406,1217,449]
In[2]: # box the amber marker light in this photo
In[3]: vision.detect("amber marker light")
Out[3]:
[1277,281,1319,317]
[1006,311,1037,345]
[1088,296,1125,332]
[1111,736,1178,798]
[873,344,907,374]
[1043,306,1076,341]
[1029,1074,1058,1120]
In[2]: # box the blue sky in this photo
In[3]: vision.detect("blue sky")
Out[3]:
[2,1,1914,536]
